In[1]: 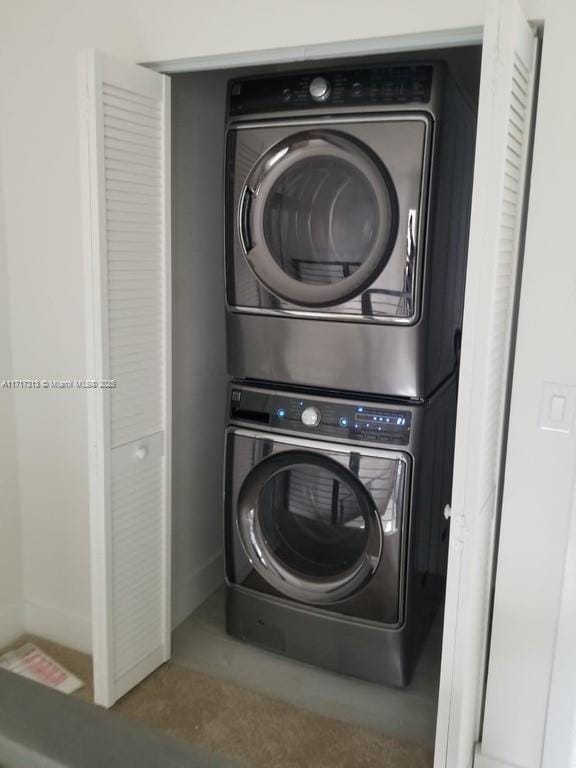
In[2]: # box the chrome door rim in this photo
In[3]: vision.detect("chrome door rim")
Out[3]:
[240,130,399,308]
[236,450,383,605]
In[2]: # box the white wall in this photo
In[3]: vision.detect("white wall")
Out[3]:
[541,486,576,768]
[0,0,496,653]
[477,1,576,766]
[0,147,24,648]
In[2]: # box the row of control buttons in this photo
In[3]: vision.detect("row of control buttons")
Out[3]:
[358,431,406,443]
[277,405,322,426]
[276,407,406,430]
[277,406,351,429]
[229,65,433,115]
[234,391,409,443]
[270,399,409,444]
[281,77,364,104]
[282,76,332,104]
[284,77,423,105]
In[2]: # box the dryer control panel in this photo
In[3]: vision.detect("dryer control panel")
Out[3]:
[228,64,434,116]
[229,385,412,445]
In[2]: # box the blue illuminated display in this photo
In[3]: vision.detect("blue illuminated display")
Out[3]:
[353,410,409,427]
[276,408,286,418]
[348,405,410,442]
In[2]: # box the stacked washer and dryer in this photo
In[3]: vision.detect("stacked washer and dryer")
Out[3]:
[222,62,476,686]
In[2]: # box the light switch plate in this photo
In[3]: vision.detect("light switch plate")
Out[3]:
[539,382,576,433]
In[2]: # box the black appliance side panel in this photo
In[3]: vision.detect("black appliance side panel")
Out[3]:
[423,74,477,393]
[403,376,458,663]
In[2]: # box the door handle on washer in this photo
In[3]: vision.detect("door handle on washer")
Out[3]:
[239,185,254,254]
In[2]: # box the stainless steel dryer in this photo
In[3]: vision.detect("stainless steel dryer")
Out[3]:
[225,63,476,398]
[224,377,457,686]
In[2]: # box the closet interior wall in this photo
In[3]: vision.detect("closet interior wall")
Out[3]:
[171,69,229,628]
[0,175,23,648]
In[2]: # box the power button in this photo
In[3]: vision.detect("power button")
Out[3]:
[301,406,321,427]
[309,77,330,102]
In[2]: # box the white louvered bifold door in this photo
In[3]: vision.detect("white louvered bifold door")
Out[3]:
[80,50,171,707]
[434,2,537,767]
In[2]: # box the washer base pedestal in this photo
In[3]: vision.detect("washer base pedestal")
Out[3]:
[226,584,413,688]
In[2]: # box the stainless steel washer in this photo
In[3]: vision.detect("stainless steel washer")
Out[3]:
[225,63,476,397]
[224,377,457,686]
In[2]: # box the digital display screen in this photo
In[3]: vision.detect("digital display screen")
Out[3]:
[355,407,408,426]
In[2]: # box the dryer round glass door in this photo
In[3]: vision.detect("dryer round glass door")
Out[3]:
[240,130,399,307]
[236,450,383,604]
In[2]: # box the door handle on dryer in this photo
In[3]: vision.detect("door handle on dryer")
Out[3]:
[406,209,417,268]
[399,208,417,316]
[239,185,254,254]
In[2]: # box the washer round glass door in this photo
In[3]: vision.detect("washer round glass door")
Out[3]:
[239,130,399,307]
[236,450,383,604]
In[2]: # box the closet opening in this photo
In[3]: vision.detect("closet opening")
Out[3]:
[168,45,481,767]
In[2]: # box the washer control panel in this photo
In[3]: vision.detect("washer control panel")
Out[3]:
[229,64,434,116]
[230,386,411,446]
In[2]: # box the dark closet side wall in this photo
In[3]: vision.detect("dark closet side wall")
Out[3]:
[171,70,230,627]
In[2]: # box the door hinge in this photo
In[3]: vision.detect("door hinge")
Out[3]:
[445,503,467,551]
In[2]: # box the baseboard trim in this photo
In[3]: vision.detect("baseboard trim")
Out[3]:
[21,554,224,656]
[172,551,224,629]
[474,744,526,768]
[24,600,92,654]
[0,602,25,648]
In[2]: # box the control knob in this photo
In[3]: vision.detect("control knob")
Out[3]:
[309,76,330,102]
[301,406,321,427]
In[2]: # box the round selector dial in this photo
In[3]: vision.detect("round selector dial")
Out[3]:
[301,406,321,427]
[309,76,331,102]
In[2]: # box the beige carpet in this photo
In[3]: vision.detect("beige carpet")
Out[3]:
[3,635,433,768]
[0,634,95,704]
